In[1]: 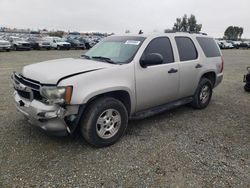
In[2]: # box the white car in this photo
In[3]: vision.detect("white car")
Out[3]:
[0,38,11,52]
[218,40,234,49]
[12,33,224,147]
[43,37,71,50]
[8,36,31,51]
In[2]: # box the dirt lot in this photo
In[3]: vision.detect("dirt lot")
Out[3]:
[0,50,249,187]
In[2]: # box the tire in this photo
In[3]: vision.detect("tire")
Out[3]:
[244,84,250,92]
[13,45,17,51]
[6,49,10,52]
[80,97,128,147]
[191,78,213,109]
[57,46,61,50]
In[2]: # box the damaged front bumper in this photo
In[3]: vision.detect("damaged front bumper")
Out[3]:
[14,91,81,136]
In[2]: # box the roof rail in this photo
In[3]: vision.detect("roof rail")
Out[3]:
[172,31,208,35]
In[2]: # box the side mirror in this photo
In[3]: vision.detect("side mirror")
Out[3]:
[140,53,163,68]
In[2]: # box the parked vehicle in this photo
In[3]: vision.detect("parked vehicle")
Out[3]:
[239,41,250,49]
[78,37,93,49]
[66,37,85,50]
[231,41,241,49]
[43,37,71,50]
[0,37,11,52]
[8,36,31,51]
[243,67,250,92]
[218,40,234,49]
[27,37,51,50]
[12,33,223,147]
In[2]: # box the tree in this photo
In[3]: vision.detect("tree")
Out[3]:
[173,18,182,31]
[172,14,202,33]
[48,30,64,38]
[224,26,244,40]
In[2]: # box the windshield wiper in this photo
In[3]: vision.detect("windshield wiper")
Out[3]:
[81,54,91,59]
[91,56,116,64]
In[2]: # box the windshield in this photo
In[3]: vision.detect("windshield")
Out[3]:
[55,38,65,42]
[84,36,145,64]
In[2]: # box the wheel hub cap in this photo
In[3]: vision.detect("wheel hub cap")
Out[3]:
[200,85,210,103]
[96,109,121,139]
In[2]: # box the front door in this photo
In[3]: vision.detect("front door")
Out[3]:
[135,37,179,112]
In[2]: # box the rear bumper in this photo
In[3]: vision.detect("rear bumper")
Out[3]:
[14,91,79,136]
[215,73,223,88]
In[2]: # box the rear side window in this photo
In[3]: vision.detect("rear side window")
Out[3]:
[175,37,198,61]
[196,37,221,57]
[143,37,174,64]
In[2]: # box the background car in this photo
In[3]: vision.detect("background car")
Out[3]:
[239,41,250,49]
[0,37,11,52]
[43,37,71,50]
[217,40,234,49]
[7,36,31,51]
[65,37,86,50]
[27,37,51,50]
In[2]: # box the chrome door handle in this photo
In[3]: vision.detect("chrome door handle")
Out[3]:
[195,64,203,68]
[168,68,178,73]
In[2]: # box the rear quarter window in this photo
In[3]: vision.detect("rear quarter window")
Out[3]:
[196,37,221,57]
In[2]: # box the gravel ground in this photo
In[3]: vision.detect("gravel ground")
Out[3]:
[0,50,249,187]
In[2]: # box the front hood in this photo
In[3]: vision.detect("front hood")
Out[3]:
[22,58,113,84]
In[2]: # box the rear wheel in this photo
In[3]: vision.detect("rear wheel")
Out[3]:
[57,45,61,50]
[80,97,128,147]
[191,78,213,109]
[244,84,250,92]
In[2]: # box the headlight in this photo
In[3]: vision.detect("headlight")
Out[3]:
[40,86,73,104]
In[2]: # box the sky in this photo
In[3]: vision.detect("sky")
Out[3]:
[0,0,250,38]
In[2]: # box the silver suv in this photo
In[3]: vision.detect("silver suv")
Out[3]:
[12,33,223,147]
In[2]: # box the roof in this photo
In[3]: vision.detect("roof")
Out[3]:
[114,32,211,39]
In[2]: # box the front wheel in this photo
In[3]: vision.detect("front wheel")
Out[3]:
[191,78,213,109]
[80,97,128,147]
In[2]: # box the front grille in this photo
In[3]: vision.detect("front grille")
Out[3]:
[13,74,44,101]
[17,90,30,100]
[22,43,30,47]
[14,74,40,90]
[33,90,43,101]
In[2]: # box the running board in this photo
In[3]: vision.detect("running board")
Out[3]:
[130,97,193,120]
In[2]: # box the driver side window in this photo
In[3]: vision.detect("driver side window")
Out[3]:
[142,37,174,65]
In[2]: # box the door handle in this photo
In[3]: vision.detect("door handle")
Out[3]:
[168,68,178,74]
[195,64,203,68]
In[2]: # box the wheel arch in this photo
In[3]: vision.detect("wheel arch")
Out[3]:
[84,90,132,116]
[201,71,216,87]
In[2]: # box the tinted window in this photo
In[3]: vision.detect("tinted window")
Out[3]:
[142,37,174,64]
[175,37,198,61]
[197,37,221,57]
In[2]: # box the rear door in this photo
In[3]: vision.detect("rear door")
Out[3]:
[175,36,201,98]
[135,37,179,111]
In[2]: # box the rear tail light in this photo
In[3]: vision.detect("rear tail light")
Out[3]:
[220,56,224,73]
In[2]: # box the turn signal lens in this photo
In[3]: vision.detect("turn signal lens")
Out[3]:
[64,86,73,104]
